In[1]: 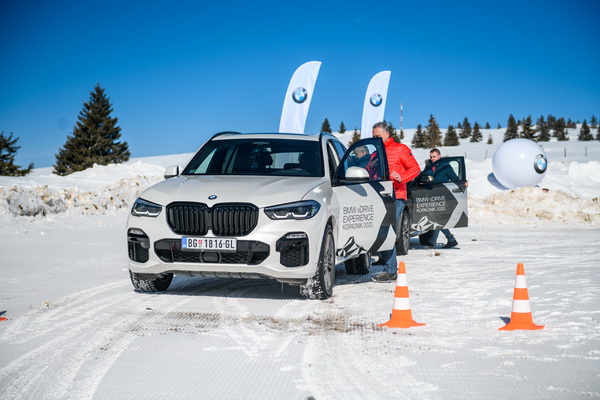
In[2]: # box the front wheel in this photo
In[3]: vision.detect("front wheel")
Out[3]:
[300,225,335,300]
[129,270,173,292]
[395,210,411,256]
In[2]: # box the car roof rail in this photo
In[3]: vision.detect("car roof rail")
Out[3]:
[211,131,242,139]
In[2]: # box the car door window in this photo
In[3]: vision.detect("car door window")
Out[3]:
[421,158,464,183]
[334,138,388,183]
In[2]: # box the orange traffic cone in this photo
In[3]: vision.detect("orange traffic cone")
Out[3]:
[379,262,426,328]
[499,263,544,331]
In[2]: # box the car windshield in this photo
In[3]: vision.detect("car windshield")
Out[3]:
[182,138,324,177]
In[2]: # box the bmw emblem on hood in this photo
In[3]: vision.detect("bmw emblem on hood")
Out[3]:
[208,195,217,200]
[370,93,383,107]
[292,87,308,104]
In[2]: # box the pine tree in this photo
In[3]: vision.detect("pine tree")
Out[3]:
[484,122,491,129]
[349,129,361,145]
[578,120,593,141]
[590,115,598,130]
[387,120,400,143]
[54,84,129,175]
[0,132,34,176]
[504,114,519,141]
[424,114,442,147]
[497,123,501,129]
[320,118,332,133]
[487,133,493,144]
[470,122,483,142]
[566,118,576,129]
[547,115,557,133]
[521,115,537,140]
[338,121,346,134]
[536,115,551,142]
[399,129,405,141]
[443,125,459,146]
[554,117,569,141]
[459,117,472,139]
[411,124,426,148]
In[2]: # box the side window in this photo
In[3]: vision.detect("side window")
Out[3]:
[334,138,388,183]
[327,139,347,180]
[421,158,464,183]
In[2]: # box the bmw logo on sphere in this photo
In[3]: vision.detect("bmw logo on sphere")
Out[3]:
[370,93,383,107]
[292,87,308,104]
[208,195,217,200]
[533,154,547,174]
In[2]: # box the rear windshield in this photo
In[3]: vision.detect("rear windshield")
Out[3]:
[182,138,324,177]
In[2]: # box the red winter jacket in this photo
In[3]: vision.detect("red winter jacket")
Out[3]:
[384,139,421,200]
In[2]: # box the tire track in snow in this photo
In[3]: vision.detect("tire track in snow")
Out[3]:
[0,278,251,399]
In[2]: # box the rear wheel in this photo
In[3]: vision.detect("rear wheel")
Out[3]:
[129,270,173,292]
[344,252,371,275]
[395,210,411,256]
[300,225,335,300]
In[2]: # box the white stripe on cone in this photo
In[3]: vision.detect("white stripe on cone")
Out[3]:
[512,299,532,313]
[515,275,527,288]
[392,297,412,311]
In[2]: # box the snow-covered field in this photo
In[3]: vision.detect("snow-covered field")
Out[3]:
[1,128,599,399]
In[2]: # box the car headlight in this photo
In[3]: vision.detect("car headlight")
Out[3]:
[131,198,162,217]
[264,200,321,220]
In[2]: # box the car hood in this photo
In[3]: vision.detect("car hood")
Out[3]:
[139,175,327,208]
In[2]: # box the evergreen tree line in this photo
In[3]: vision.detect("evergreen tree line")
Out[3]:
[320,113,600,150]
[0,84,130,176]
[502,114,599,142]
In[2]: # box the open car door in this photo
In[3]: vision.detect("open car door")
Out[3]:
[331,138,396,269]
[407,156,468,234]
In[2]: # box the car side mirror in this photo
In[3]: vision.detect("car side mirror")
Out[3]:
[345,166,369,182]
[164,165,180,179]
[419,174,434,184]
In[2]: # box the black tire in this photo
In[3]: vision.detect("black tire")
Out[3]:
[395,210,411,256]
[418,230,435,246]
[344,252,371,275]
[129,270,173,292]
[300,225,335,300]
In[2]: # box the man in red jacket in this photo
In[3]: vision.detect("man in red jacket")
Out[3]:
[371,122,421,282]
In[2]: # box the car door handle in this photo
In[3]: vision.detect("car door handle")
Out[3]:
[452,188,464,193]
[380,190,393,197]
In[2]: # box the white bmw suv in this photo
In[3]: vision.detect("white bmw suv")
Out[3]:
[126,131,468,299]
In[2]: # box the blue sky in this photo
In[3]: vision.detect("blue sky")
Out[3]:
[1,0,599,168]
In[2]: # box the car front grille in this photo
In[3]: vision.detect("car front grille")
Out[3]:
[167,202,258,236]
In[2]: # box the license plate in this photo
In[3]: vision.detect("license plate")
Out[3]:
[181,237,237,251]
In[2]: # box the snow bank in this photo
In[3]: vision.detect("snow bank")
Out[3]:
[0,162,165,217]
[470,186,600,227]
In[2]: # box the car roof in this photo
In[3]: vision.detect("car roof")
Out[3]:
[210,132,336,142]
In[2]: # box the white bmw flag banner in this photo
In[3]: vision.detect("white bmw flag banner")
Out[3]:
[279,61,322,133]
[360,71,391,139]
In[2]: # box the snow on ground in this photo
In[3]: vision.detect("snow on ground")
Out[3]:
[1,128,599,399]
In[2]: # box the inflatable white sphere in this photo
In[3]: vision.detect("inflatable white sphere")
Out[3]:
[492,139,548,189]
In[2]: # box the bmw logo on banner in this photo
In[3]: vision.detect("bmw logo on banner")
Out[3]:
[292,87,308,104]
[534,154,547,174]
[370,93,383,107]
